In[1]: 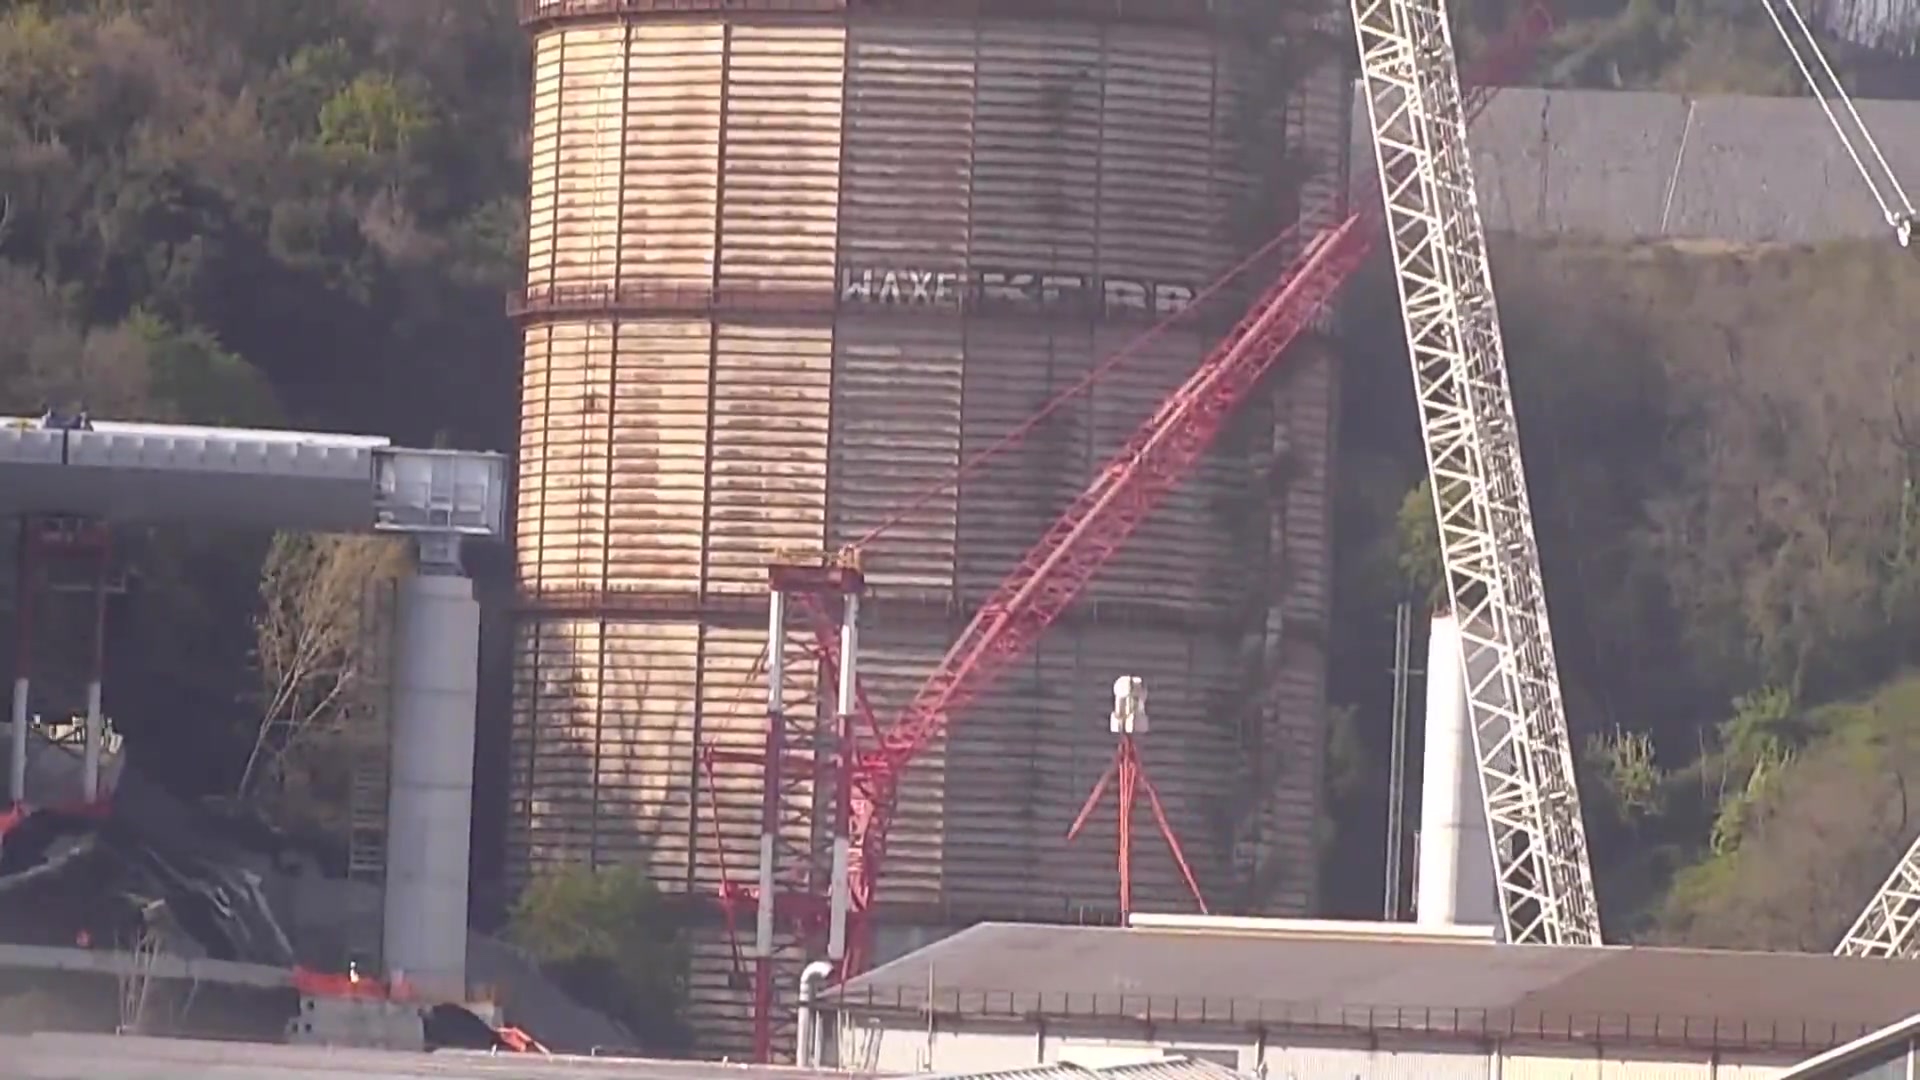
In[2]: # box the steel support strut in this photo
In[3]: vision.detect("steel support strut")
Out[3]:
[1066,735,1209,919]
[1350,0,1600,942]
[706,559,864,1062]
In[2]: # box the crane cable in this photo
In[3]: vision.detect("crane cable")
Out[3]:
[1755,0,1918,245]
[843,220,1307,553]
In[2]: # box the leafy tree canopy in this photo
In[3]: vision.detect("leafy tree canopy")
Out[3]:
[509,866,693,1055]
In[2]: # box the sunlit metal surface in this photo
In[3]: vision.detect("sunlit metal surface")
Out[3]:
[1351,0,1601,942]
[0,419,504,540]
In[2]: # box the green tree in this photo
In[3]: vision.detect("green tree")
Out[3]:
[509,866,693,1055]
[317,72,432,174]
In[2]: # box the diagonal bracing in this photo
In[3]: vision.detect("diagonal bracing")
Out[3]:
[1837,831,1920,957]
[1350,0,1601,943]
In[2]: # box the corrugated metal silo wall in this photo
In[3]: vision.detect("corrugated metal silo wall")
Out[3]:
[510,0,1348,1057]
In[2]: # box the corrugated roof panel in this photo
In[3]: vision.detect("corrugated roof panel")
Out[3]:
[856,613,957,910]
[942,1067,1093,1080]
[0,1030,880,1080]
[970,23,1100,276]
[828,318,963,599]
[927,1055,1245,1080]
[620,23,723,287]
[1096,30,1222,288]
[938,629,1065,915]
[718,24,844,295]
[835,922,1920,1051]
[955,325,1093,607]
[606,319,712,595]
[704,322,832,596]
[593,618,705,879]
[544,24,626,290]
[839,21,975,271]
[1098,1058,1246,1080]
[688,622,787,894]
[524,30,564,292]
[517,322,609,595]
[1081,323,1246,618]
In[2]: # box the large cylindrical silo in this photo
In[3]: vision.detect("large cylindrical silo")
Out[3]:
[509,0,1348,1055]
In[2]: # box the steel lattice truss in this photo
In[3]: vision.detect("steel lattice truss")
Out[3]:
[1837,832,1920,956]
[844,219,1374,931]
[1351,0,1601,943]
[718,9,1565,1012]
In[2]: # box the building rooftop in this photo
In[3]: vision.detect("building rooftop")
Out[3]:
[934,1056,1245,1080]
[829,918,1920,1053]
[1776,1011,1920,1078]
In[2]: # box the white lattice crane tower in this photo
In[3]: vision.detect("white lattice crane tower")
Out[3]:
[1350,0,1602,944]
[1838,836,1920,957]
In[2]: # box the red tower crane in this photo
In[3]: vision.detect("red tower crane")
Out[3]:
[716,8,1554,1059]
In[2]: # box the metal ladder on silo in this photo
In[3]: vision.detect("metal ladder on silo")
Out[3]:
[346,577,398,966]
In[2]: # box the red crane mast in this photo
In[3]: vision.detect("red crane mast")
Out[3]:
[718,8,1555,1056]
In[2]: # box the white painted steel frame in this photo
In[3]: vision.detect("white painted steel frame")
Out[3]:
[1837,831,1920,956]
[1350,0,1601,943]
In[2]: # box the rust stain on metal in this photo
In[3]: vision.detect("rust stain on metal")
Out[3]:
[511,8,1348,1058]
[520,0,1228,32]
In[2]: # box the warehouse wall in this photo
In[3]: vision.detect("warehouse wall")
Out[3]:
[827,1012,1813,1078]
[1407,87,1920,243]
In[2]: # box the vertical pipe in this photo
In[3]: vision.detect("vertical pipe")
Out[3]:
[828,589,858,961]
[1384,601,1413,919]
[82,538,109,803]
[758,588,787,960]
[797,959,835,1068]
[1117,737,1136,920]
[754,584,788,1064]
[10,520,34,806]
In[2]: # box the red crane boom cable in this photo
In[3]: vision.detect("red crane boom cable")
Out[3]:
[847,222,1309,552]
[845,3,1550,556]
[844,217,1374,916]
[826,3,1557,964]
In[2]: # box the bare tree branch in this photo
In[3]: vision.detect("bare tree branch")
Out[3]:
[238,533,410,822]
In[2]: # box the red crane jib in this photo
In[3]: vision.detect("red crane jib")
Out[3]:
[844,217,1373,923]
[806,2,1556,970]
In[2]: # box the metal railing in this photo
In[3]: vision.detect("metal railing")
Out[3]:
[517,0,1226,30]
[821,983,1882,1054]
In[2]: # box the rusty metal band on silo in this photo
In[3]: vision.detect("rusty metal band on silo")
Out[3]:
[508,0,1347,1054]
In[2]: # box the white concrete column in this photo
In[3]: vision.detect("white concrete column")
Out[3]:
[83,563,108,804]
[81,681,102,802]
[1415,612,1499,933]
[381,569,479,1002]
